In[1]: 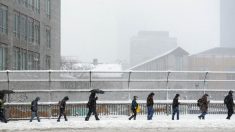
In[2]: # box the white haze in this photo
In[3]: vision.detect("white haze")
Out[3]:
[61,0,219,63]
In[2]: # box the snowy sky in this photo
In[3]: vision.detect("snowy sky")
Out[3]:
[61,0,220,63]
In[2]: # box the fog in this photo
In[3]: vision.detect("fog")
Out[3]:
[61,0,219,63]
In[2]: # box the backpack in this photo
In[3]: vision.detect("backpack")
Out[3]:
[224,96,229,104]
[197,98,202,106]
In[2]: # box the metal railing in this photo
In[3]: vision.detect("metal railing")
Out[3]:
[4,101,228,120]
[0,70,235,102]
[0,70,233,119]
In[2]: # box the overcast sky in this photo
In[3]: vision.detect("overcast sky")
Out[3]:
[61,0,220,63]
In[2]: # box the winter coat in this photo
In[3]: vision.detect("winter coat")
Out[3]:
[147,96,154,107]
[225,94,234,109]
[87,93,97,109]
[131,99,138,110]
[31,100,39,112]
[172,97,180,109]
[198,96,209,112]
[59,99,67,110]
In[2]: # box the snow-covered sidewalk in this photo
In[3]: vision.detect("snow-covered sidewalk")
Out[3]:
[1,115,235,132]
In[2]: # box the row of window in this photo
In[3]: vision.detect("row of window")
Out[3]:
[17,0,40,14]
[0,4,7,34]
[0,45,51,70]
[14,47,40,70]
[17,0,51,18]
[0,4,52,48]
[14,11,41,45]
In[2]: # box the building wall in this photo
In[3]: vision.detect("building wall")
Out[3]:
[0,0,60,70]
[220,0,235,48]
[130,31,177,67]
[189,55,235,71]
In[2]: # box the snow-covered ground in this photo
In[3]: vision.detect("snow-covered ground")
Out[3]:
[1,115,235,132]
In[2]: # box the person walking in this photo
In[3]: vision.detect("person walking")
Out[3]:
[0,97,7,123]
[172,94,180,120]
[57,96,69,122]
[197,94,209,120]
[85,92,100,121]
[147,92,155,120]
[30,97,40,122]
[224,90,234,120]
[129,96,138,120]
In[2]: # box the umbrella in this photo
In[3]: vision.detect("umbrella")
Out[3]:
[90,89,104,94]
[0,90,14,94]
[0,90,14,99]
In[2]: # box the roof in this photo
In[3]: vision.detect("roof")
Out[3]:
[191,47,235,56]
[129,47,189,70]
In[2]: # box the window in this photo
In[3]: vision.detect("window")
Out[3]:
[46,55,51,69]
[34,21,40,45]
[14,47,40,70]
[46,27,51,48]
[46,0,51,18]
[27,17,34,43]
[13,11,20,38]
[0,46,6,70]
[0,4,8,34]
[28,0,34,10]
[20,14,27,41]
[27,52,33,70]
[33,53,39,70]
[23,0,28,7]
[34,0,40,13]
[14,48,20,70]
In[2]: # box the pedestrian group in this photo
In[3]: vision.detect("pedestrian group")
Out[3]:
[0,90,234,123]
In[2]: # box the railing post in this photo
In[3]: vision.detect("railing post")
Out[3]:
[166,71,171,100]
[48,70,52,118]
[6,70,10,103]
[89,70,92,89]
[203,72,209,94]
[127,71,132,101]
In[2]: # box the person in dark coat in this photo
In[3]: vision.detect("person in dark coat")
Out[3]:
[30,97,40,122]
[0,97,7,123]
[129,96,138,120]
[224,90,234,120]
[85,92,100,121]
[172,94,180,120]
[198,94,209,120]
[57,96,69,122]
[147,92,155,120]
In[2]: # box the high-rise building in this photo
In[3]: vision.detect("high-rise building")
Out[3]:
[220,0,235,48]
[0,0,60,70]
[130,31,177,67]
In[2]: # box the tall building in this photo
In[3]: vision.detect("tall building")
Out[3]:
[130,31,177,67]
[0,0,60,70]
[220,0,235,48]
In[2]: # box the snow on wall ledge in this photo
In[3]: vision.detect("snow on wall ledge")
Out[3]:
[1,115,235,132]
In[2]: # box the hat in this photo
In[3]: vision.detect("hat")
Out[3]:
[175,94,180,97]
[229,90,233,94]
[64,96,69,100]
[36,97,40,101]
[149,92,155,96]
[204,94,209,96]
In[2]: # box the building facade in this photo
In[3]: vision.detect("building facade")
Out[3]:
[0,0,60,70]
[189,47,235,71]
[129,47,189,71]
[220,0,235,48]
[130,31,177,67]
